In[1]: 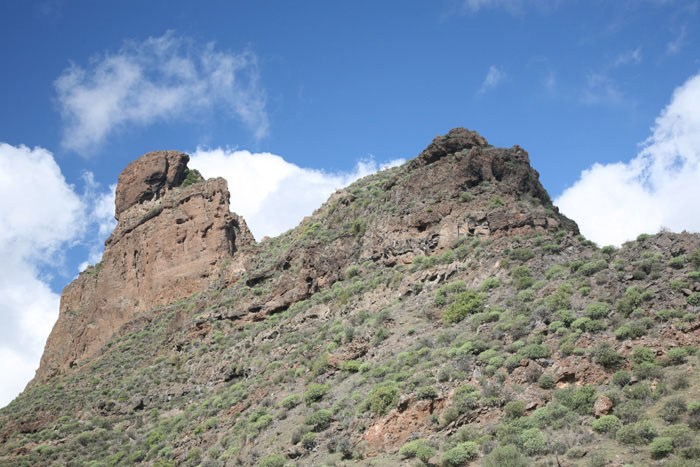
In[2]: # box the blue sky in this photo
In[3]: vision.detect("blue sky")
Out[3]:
[1,0,699,406]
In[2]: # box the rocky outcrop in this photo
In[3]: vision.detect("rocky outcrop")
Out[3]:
[33,151,254,383]
[115,150,189,220]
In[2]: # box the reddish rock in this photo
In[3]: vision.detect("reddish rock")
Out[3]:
[594,395,614,417]
[33,151,254,383]
[114,150,190,220]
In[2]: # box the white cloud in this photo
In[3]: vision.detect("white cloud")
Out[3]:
[667,26,686,55]
[0,143,86,407]
[478,65,506,94]
[463,0,563,14]
[556,71,700,246]
[190,149,404,240]
[613,47,643,67]
[55,31,268,155]
[580,72,628,107]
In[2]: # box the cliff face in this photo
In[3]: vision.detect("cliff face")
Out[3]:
[35,150,254,383]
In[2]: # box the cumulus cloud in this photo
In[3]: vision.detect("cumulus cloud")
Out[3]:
[190,149,404,239]
[0,143,86,407]
[556,71,700,246]
[478,65,506,94]
[55,31,268,155]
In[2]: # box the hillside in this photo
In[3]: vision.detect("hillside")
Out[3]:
[1,128,700,467]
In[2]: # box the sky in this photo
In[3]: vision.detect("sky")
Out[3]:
[0,0,699,407]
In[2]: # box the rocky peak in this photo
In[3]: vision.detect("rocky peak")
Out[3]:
[408,127,489,169]
[114,150,189,220]
[33,151,254,383]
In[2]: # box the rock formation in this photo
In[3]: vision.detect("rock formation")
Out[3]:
[34,150,254,382]
[5,129,700,467]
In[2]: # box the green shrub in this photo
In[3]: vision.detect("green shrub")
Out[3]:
[181,168,203,187]
[687,292,700,306]
[303,384,330,405]
[300,432,317,449]
[538,373,555,389]
[650,437,674,458]
[280,394,300,409]
[452,385,480,413]
[416,386,438,400]
[305,409,333,432]
[593,344,624,369]
[630,347,655,365]
[505,400,526,419]
[661,424,694,448]
[443,290,484,324]
[612,370,631,387]
[667,348,688,365]
[592,415,622,434]
[441,441,478,466]
[585,302,610,319]
[258,454,286,467]
[399,439,435,462]
[660,397,687,423]
[481,277,501,291]
[509,248,534,262]
[554,384,596,414]
[482,444,528,467]
[518,428,547,456]
[519,343,550,360]
[364,382,399,416]
[616,420,657,445]
[566,446,587,458]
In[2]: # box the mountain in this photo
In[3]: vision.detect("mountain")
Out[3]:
[1,128,700,467]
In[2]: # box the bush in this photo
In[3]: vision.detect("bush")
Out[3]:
[612,370,631,387]
[518,428,547,456]
[416,386,438,400]
[667,348,688,365]
[661,424,694,448]
[630,347,655,365]
[399,439,435,462]
[452,385,480,413]
[364,382,399,416]
[585,302,610,319]
[443,290,485,324]
[482,444,528,467]
[593,344,624,369]
[305,409,333,432]
[688,292,700,306]
[649,436,674,458]
[505,400,526,419]
[441,441,478,466]
[519,343,550,360]
[614,400,645,423]
[303,384,329,405]
[554,384,596,414]
[538,373,555,389]
[660,397,687,423]
[300,432,317,449]
[258,454,286,467]
[280,394,300,409]
[592,415,622,434]
[509,248,535,262]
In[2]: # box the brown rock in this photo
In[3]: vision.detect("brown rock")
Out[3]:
[32,151,254,383]
[114,150,189,220]
[594,395,614,417]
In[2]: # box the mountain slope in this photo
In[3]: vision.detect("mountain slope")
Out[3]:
[2,129,700,467]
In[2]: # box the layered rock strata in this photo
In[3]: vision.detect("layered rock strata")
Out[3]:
[34,151,254,382]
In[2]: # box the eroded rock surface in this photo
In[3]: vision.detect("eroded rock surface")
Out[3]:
[34,152,254,383]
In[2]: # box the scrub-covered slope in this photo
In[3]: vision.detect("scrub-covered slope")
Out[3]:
[2,129,700,467]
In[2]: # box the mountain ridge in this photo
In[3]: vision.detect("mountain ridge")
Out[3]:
[2,128,700,467]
